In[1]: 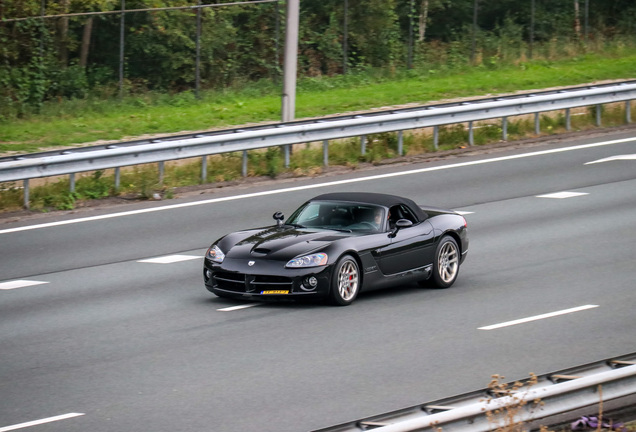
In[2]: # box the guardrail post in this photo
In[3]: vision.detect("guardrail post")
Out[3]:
[158,162,164,185]
[397,131,403,156]
[566,108,571,131]
[596,104,602,126]
[361,135,367,155]
[114,167,121,191]
[284,145,290,168]
[242,151,248,177]
[23,179,30,210]
[502,117,508,141]
[626,101,632,124]
[69,173,76,193]
[201,156,207,182]
[323,140,329,167]
[468,121,474,146]
[433,126,439,150]
[534,112,540,134]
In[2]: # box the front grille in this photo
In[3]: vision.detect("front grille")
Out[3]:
[213,272,293,293]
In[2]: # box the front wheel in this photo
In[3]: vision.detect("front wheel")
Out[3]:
[329,255,360,306]
[427,235,460,289]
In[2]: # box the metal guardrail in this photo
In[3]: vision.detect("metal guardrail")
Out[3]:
[311,353,636,432]
[1,80,636,208]
[1,80,634,165]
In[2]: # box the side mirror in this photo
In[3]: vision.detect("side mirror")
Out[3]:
[389,219,413,238]
[273,211,285,227]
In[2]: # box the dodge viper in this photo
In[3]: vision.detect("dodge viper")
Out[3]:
[203,192,468,305]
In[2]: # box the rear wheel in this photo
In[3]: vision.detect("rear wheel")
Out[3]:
[329,255,360,306]
[425,235,460,289]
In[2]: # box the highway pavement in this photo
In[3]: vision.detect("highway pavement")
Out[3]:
[1,130,635,432]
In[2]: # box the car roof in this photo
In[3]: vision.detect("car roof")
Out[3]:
[309,192,427,219]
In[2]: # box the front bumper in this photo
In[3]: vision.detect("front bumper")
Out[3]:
[203,257,332,300]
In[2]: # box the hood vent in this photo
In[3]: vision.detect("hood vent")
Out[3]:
[251,248,271,256]
[315,236,345,242]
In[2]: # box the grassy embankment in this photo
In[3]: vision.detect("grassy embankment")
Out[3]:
[1,49,636,211]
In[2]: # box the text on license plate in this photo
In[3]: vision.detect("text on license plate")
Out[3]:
[261,290,289,295]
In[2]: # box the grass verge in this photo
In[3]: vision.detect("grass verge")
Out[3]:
[1,51,636,153]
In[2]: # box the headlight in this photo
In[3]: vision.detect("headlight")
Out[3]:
[286,253,328,268]
[206,245,225,263]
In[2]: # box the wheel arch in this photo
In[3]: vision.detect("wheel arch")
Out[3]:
[441,230,462,256]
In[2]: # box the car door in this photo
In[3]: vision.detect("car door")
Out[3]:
[376,204,436,275]
[376,221,435,275]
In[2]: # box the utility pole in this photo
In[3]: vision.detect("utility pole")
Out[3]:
[119,0,125,99]
[281,0,299,123]
[529,0,535,59]
[343,0,348,74]
[407,0,414,69]
[281,0,299,167]
[471,0,478,64]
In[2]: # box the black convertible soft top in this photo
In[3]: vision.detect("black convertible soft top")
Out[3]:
[310,192,428,220]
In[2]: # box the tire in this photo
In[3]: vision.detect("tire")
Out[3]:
[329,255,360,306]
[427,235,460,289]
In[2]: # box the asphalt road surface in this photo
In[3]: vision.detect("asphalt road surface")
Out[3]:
[1,130,635,432]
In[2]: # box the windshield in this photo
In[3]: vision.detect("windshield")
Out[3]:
[287,201,386,232]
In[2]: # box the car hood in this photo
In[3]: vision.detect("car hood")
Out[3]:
[223,226,349,261]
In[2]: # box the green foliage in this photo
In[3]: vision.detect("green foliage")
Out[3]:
[263,147,282,178]
[120,165,160,199]
[27,179,77,210]
[0,183,24,211]
[75,170,111,199]
[438,124,468,149]
[3,0,636,117]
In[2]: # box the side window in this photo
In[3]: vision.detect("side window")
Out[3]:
[398,205,418,224]
[388,204,418,227]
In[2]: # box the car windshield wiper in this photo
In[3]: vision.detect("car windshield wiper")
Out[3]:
[286,223,305,228]
[330,228,352,233]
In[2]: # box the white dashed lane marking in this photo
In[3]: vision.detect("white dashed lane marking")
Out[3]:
[0,280,49,290]
[0,413,84,432]
[536,191,589,199]
[217,303,261,312]
[138,255,203,264]
[478,305,599,330]
[586,154,636,164]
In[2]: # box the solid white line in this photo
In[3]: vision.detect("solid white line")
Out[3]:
[0,280,49,290]
[478,305,599,330]
[0,413,84,432]
[217,303,261,312]
[1,136,633,236]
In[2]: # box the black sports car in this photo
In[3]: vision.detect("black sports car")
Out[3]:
[203,192,468,305]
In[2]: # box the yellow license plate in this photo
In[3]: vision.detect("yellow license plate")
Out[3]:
[261,290,289,295]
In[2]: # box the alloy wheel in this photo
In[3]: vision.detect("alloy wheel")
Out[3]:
[337,260,359,301]
[438,240,459,284]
